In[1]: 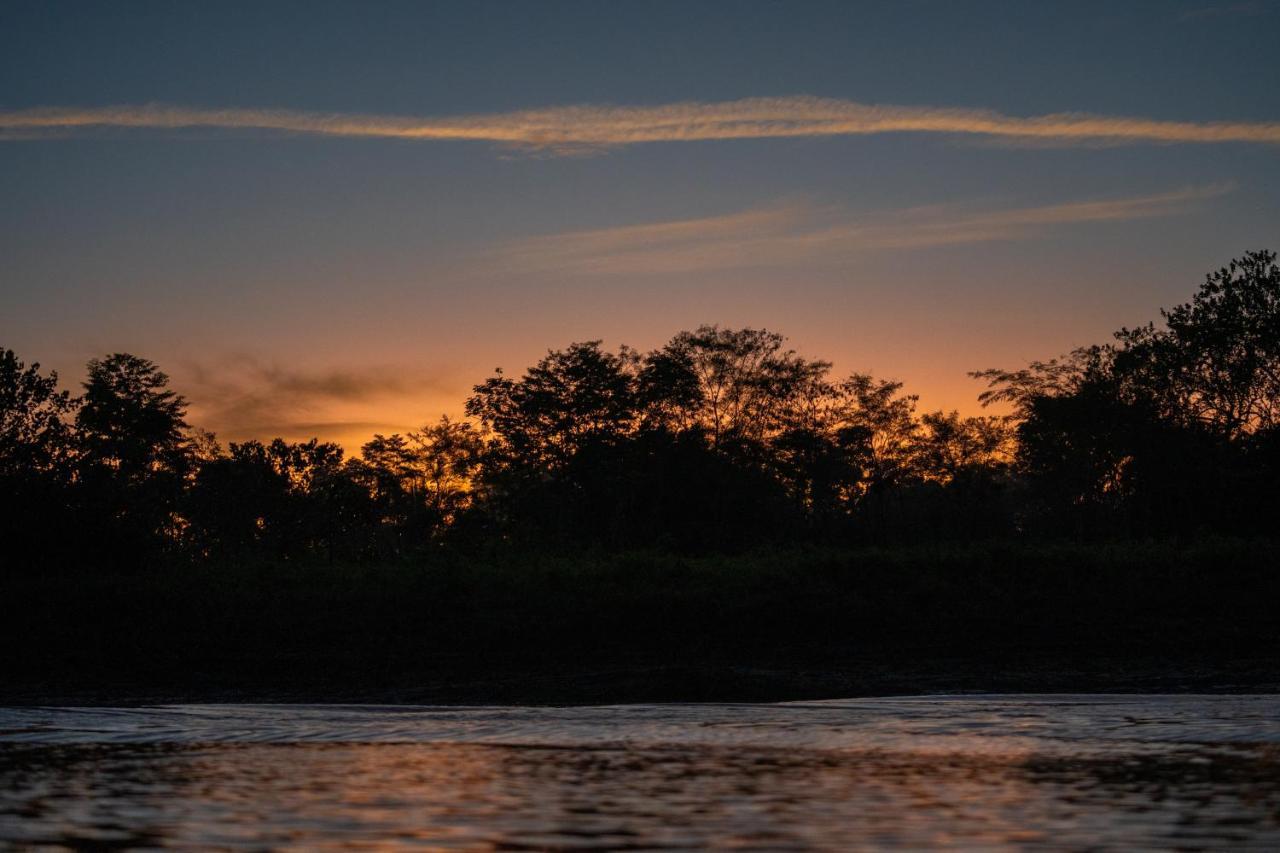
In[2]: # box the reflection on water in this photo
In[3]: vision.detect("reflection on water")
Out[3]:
[1,696,1278,849]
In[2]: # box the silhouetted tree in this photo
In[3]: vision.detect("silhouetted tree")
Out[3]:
[974,251,1280,537]
[409,416,483,526]
[1113,250,1280,438]
[467,341,636,469]
[909,411,1016,540]
[642,325,828,449]
[77,354,191,477]
[0,349,78,566]
[266,438,372,560]
[7,253,1277,568]
[73,354,193,563]
[832,374,920,493]
[915,411,1014,484]
[347,421,483,553]
[0,349,76,478]
[770,369,856,532]
[353,432,422,551]
[186,439,290,561]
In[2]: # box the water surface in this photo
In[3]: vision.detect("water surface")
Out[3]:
[2,696,1277,849]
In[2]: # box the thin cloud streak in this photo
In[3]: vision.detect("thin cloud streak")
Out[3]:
[3,98,1280,151]
[498,184,1234,275]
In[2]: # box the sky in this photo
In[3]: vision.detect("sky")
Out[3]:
[3,0,1279,450]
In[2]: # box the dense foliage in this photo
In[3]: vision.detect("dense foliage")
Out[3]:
[6,541,1277,702]
[2,252,1277,568]
[973,250,1280,537]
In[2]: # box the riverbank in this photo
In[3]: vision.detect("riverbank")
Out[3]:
[5,658,1279,707]
[4,541,1277,705]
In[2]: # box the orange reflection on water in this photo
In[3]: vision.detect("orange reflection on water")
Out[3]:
[3,740,1278,849]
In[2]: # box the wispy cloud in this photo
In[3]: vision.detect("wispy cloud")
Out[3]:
[496,184,1233,275]
[179,355,456,443]
[2,98,1279,152]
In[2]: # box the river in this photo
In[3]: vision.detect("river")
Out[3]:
[1,695,1277,849]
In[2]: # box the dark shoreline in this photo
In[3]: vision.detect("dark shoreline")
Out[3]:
[7,658,1278,707]
[6,543,1277,707]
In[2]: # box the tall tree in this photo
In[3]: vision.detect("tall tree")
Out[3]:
[972,252,1280,536]
[1124,249,1280,438]
[0,348,76,478]
[0,349,79,567]
[409,416,483,525]
[831,374,921,497]
[467,340,636,469]
[915,411,1014,484]
[77,353,191,478]
[74,354,195,559]
[641,326,829,448]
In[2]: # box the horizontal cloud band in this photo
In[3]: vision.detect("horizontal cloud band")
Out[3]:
[497,184,1234,275]
[3,97,1280,150]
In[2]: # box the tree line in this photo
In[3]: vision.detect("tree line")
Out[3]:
[2,251,1277,568]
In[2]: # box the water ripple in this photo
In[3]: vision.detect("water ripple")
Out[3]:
[1,696,1277,849]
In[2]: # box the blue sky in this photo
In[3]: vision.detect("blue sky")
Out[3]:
[3,0,1278,446]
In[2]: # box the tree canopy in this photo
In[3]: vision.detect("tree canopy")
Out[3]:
[3,251,1276,567]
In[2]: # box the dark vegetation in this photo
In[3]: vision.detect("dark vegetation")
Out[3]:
[5,542,1278,703]
[2,252,1279,701]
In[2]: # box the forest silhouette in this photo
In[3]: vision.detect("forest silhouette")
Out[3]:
[2,252,1279,701]
[3,251,1278,567]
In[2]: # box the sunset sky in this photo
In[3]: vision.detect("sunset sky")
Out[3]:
[3,1,1279,450]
